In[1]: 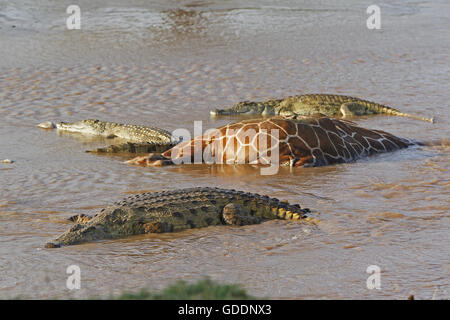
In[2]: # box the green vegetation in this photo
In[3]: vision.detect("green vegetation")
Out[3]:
[3,278,258,300]
[110,278,256,300]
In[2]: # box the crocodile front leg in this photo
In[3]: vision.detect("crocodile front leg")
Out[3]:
[68,214,93,224]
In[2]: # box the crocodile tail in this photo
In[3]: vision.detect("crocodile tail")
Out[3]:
[381,106,434,123]
[268,203,311,221]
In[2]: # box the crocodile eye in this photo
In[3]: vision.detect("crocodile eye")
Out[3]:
[173,212,184,218]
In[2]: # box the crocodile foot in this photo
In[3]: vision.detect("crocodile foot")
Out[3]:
[68,214,92,224]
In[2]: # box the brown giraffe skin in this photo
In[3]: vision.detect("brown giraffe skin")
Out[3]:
[126,114,416,168]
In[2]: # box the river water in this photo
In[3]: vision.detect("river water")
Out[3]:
[0,0,449,299]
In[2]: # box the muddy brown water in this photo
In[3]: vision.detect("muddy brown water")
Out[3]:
[0,0,449,299]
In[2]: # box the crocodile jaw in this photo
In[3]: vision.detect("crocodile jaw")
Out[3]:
[55,121,100,135]
[210,109,238,116]
[210,106,275,116]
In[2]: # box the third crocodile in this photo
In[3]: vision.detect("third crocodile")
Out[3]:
[210,94,434,122]
[44,187,312,247]
[38,119,178,153]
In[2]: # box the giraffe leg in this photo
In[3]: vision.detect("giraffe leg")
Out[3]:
[125,153,174,166]
[293,156,315,167]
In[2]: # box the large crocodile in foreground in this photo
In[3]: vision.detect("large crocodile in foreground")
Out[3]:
[210,94,434,123]
[37,119,177,153]
[127,114,418,168]
[45,187,311,247]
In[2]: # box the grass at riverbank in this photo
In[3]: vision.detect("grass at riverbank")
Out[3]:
[4,279,257,300]
[110,278,256,300]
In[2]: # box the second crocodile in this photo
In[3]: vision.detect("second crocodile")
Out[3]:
[38,119,178,153]
[210,94,434,122]
[44,187,312,248]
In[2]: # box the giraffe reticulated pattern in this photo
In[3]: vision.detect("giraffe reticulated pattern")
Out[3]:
[128,115,414,167]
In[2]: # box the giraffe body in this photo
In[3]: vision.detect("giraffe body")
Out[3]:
[126,114,415,168]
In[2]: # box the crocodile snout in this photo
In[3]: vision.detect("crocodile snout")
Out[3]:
[210,109,225,116]
[37,121,57,129]
[44,242,61,248]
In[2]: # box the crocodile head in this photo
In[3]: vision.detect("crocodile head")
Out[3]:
[56,119,106,135]
[210,101,276,117]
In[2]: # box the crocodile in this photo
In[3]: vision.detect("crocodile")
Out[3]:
[44,187,311,247]
[209,94,434,123]
[37,119,178,153]
[126,114,418,168]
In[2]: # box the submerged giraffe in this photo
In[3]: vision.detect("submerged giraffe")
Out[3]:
[126,114,418,168]
[210,94,434,123]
